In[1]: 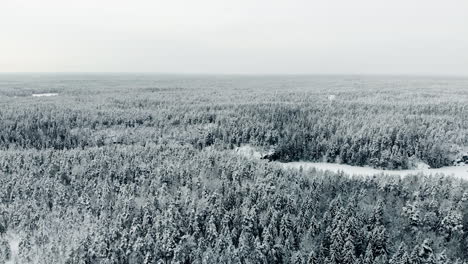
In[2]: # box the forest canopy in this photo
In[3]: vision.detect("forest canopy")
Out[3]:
[0,74,467,263]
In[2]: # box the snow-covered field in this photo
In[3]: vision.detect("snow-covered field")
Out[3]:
[235,145,265,159]
[235,145,468,180]
[32,93,58,97]
[280,161,468,179]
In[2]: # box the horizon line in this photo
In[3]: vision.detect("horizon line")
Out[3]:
[0,72,467,78]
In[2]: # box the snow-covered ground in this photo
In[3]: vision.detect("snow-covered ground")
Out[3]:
[235,145,468,180]
[280,161,468,179]
[235,145,265,159]
[32,93,58,97]
[5,233,20,264]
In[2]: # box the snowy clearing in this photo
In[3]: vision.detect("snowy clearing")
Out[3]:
[235,145,468,180]
[32,93,58,97]
[280,161,468,179]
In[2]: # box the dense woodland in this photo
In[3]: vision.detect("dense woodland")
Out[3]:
[0,75,467,169]
[0,74,467,263]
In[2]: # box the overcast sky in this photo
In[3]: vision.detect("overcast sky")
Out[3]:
[1,0,467,75]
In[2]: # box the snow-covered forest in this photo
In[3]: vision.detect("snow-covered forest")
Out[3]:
[0,74,467,263]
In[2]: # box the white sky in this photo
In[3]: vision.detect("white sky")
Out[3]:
[1,0,467,75]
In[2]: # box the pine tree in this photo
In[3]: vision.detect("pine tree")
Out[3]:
[306,250,319,264]
[372,200,385,226]
[342,235,356,264]
[0,237,11,264]
[206,215,218,246]
[363,243,374,264]
[439,209,463,241]
[369,225,388,258]
[253,236,267,264]
[375,254,389,264]
[418,239,436,264]
[390,242,408,264]
[238,230,254,263]
[408,245,421,264]
[291,251,304,264]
